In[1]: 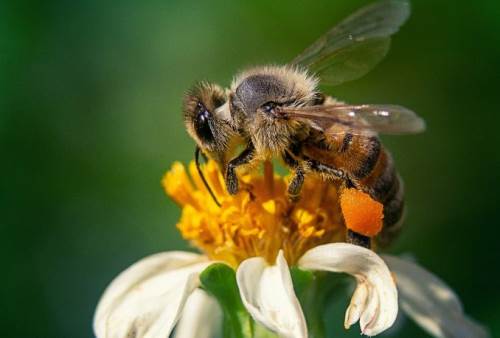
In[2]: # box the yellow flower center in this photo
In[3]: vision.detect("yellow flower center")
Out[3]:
[162,160,383,267]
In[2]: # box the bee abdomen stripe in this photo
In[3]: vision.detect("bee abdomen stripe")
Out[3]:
[383,193,404,228]
[372,160,398,202]
[354,137,381,179]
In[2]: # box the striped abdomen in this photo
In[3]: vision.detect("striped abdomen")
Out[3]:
[302,131,405,245]
[354,138,405,246]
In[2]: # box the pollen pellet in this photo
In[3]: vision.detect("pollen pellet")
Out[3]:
[340,188,384,237]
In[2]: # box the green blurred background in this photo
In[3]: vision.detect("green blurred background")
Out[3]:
[2,0,499,337]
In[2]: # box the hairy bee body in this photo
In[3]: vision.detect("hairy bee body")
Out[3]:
[182,0,424,248]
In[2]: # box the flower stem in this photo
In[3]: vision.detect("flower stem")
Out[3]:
[291,268,346,338]
[200,263,278,338]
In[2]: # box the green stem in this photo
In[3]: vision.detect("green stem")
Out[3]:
[200,263,278,338]
[291,268,347,338]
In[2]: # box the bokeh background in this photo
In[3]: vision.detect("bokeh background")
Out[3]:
[2,0,499,337]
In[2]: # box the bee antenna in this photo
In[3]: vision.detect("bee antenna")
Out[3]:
[195,147,221,207]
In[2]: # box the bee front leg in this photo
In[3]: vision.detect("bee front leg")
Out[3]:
[226,143,255,195]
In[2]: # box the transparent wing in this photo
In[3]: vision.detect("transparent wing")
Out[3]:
[291,0,410,86]
[278,104,425,135]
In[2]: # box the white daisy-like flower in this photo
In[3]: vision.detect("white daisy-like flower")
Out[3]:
[93,161,489,338]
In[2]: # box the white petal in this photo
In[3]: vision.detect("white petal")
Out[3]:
[236,250,307,338]
[344,282,367,328]
[383,255,490,338]
[174,289,222,338]
[93,251,210,338]
[298,243,398,336]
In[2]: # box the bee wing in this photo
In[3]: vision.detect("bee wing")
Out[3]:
[278,104,425,135]
[291,0,410,86]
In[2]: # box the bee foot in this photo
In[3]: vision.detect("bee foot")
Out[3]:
[346,229,372,249]
[226,177,239,195]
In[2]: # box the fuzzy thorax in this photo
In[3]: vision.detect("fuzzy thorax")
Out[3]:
[230,65,319,158]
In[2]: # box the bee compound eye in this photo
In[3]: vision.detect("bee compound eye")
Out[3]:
[194,103,215,144]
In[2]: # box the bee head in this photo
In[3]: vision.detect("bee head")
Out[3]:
[183,82,234,165]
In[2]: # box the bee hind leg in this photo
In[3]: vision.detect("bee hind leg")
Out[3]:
[346,229,372,249]
[226,143,255,195]
[305,158,372,249]
[308,158,346,181]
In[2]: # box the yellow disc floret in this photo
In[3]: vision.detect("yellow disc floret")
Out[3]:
[162,160,382,267]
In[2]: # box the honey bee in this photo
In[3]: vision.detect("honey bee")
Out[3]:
[182,0,425,247]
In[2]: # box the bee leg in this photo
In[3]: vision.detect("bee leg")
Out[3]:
[346,229,372,249]
[288,166,305,202]
[282,150,305,202]
[226,143,255,195]
[300,158,372,249]
[308,159,346,180]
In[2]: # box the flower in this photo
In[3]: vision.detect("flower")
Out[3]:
[93,161,489,338]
